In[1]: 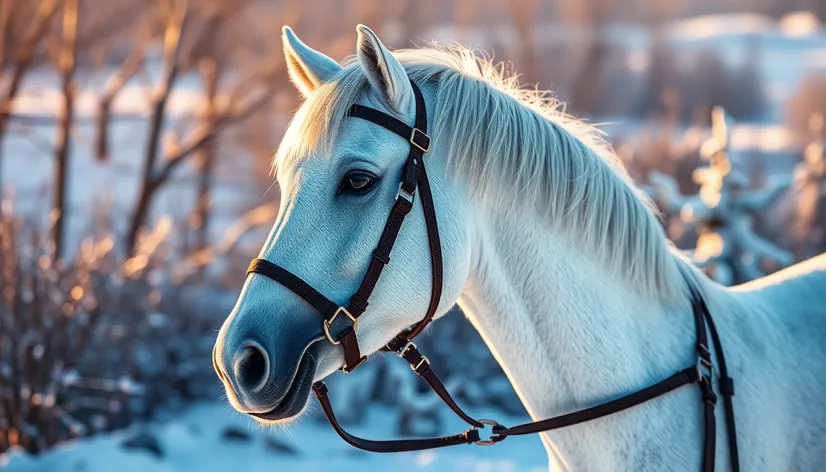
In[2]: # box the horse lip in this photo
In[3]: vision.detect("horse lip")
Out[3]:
[250,352,316,420]
[249,335,322,421]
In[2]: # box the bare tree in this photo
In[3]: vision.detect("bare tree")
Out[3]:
[124,0,188,254]
[187,1,235,252]
[51,0,80,260]
[123,0,278,255]
[191,59,218,252]
[94,26,151,163]
[0,0,61,189]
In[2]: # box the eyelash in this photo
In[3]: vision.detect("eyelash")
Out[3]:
[338,171,378,195]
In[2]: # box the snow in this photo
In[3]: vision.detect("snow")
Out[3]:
[1,401,547,472]
[667,13,776,40]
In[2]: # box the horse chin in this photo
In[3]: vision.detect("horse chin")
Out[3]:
[248,352,317,425]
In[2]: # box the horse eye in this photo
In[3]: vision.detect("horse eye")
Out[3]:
[340,171,377,194]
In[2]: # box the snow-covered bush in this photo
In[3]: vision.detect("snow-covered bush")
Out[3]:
[648,108,793,285]
[0,205,225,455]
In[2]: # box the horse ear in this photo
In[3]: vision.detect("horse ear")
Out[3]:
[282,26,341,97]
[356,25,414,117]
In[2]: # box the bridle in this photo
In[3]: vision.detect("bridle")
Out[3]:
[246,79,741,471]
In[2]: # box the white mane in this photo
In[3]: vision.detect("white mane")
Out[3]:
[275,44,686,302]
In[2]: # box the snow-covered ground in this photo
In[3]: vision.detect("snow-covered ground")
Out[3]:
[1,401,547,472]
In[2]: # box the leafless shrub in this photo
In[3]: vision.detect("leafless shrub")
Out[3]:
[0,203,224,455]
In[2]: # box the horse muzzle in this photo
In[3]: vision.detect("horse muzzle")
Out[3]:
[213,326,321,422]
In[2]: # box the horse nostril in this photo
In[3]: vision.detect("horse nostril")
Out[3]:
[234,343,270,393]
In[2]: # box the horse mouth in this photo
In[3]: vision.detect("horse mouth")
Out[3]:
[250,351,317,422]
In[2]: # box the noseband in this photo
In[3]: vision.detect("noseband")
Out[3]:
[246,80,740,471]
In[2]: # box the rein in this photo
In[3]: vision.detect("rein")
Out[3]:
[245,79,740,471]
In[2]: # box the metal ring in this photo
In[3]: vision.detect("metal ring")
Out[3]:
[474,419,502,446]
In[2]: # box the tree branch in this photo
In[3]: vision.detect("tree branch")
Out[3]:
[0,0,61,110]
[52,0,80,260]
[153,79,275,186]
[124,0,189,254]
[95,23,153,162]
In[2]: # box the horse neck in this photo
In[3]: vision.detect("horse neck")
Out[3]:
[457,203,705,462]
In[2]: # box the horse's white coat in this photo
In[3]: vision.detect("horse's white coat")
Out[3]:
[216,25,826,471]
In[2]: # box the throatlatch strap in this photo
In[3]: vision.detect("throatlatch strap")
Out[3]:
[402,160,442,339]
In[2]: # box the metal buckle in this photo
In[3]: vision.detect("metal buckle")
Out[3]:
[395,181,415,204]
[410,356,429,373]
[409,128,430,153]
[696,356,713,383]
[474,419,502,446]
[323,306,357,345]
[394,340,416,358]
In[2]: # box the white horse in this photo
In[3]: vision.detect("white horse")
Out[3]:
[213,25,826,471]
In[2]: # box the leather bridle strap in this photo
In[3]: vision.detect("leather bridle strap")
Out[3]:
[492,365,705,436]
[401,155,442,339]
[336,80,437,371]
[246,259,337,315]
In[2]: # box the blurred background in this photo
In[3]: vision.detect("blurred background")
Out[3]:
[0,0,824,470]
